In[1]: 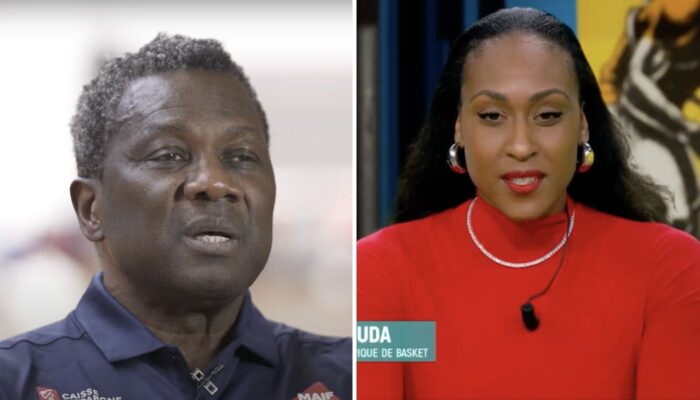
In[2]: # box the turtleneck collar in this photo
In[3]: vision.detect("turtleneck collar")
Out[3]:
[467,194,575,265]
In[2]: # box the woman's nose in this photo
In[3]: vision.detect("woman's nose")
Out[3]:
[504,120,538,161]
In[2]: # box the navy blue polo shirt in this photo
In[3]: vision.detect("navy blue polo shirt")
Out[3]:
[0,273,351,399]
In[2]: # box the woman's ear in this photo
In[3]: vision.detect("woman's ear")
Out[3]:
[579,104,590,143]
[454,109,463,144]
[70,178,105,242]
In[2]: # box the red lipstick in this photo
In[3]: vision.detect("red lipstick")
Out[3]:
[502,170,545,194]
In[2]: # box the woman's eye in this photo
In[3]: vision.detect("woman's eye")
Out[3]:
[477,112,502,122]
[537,111,563,121]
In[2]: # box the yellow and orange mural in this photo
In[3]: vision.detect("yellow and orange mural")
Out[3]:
[579,0,700,236]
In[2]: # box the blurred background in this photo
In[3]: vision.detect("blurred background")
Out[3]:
[0,0,352,339]
[358,0,700,237]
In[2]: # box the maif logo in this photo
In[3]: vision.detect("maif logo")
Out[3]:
[294,381,339,400]
[36,387,60,400]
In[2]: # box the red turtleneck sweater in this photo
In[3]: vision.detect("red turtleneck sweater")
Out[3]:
[357,197,700,399]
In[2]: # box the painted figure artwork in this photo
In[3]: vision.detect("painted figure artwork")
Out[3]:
[598,0,700,236]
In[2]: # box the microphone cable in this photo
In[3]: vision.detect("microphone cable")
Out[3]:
[520,204,572,331]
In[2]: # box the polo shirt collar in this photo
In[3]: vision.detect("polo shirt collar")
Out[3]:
[75,272,279,367]
[74,273,166,362]
[229,289,279,368]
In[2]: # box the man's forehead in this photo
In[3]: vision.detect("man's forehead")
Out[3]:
[114,69,260,126]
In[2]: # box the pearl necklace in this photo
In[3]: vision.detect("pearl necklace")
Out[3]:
[466,197,575,268]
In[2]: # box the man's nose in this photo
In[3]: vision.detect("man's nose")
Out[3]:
[504,119,538,161]
[183,156,241,202]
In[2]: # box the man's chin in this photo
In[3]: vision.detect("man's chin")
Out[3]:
[176,277,248,303]
[141,272,247,308]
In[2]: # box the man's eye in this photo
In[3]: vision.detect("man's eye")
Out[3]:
[477,112,502,121]
[224,151,259,164]
[231,155,255,162]
[150,152,187,162]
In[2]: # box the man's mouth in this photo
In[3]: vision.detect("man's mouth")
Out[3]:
[194,232,233,243]
[183,218,240,256]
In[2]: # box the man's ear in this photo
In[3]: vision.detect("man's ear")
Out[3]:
[70,178,104,242]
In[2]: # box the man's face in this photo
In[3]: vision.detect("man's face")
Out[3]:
[96,69,275,303]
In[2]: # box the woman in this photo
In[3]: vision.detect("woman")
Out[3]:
[358,7,700,399]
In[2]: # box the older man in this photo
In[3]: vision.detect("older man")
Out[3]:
[0,34,350,399]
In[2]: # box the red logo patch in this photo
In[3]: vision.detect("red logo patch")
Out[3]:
[36,387,60,400]
[293,381,340,400]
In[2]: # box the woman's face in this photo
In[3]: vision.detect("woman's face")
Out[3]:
[455,33,588,221]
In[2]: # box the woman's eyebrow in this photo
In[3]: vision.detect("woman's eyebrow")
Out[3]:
[469,90,506,103]
[468,88,571,103]
[529,88,570,102]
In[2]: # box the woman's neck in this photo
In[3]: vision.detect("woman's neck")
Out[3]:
[468,195,574,264]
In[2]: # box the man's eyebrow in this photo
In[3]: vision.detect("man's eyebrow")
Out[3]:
[142,121,189,136]
[223,123,265,140]
[225,124,255,134]
[468,88,571,103]
[142,122,259,136]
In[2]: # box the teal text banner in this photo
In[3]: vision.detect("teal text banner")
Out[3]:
[357,321,436,362]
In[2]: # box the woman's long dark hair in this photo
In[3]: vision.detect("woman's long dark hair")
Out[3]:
[393,7,670,223]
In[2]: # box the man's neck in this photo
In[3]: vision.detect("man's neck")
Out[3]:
[148,310,242,370]
[104,276,245,370]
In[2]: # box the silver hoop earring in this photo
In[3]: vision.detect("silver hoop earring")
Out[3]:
[447,143,468,174]
[576,142,594,173]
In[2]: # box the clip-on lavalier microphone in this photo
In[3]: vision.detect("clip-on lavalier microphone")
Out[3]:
[520,205,572,331]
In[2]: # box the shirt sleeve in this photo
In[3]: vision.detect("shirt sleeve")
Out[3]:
[357,230,405,399]
[636,229,700,399]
